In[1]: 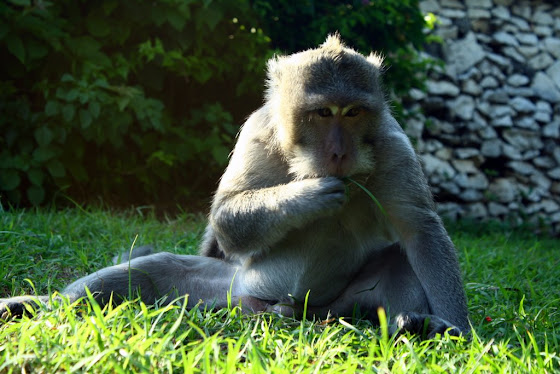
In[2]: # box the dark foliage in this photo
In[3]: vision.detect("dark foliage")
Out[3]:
[252,0,433,96]
[0,0,433,209]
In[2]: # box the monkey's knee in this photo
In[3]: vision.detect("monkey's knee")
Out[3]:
[112,245,154,264]
[375,249,431,314]
[63,264,153,305]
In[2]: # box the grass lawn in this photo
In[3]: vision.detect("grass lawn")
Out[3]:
[0,207,559,372]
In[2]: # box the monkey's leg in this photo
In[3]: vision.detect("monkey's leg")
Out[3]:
[63,253,247,308]
[1,253,265,319]
[354,245,462,337]
[271,244,461,338]
[1,245,157,318]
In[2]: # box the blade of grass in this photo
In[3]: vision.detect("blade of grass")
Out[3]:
[345,177,387,216]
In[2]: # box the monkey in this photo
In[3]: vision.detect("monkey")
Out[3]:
[0,35,469,338]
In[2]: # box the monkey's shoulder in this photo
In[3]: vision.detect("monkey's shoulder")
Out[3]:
[220,119,292,190]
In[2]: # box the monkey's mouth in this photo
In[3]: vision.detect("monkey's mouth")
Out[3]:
[325,155,355,177]
[326,165,351,178]
[287,149,358,179]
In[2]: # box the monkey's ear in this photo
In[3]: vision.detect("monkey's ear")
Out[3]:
[266,55,286,97]
[367,52,384,69]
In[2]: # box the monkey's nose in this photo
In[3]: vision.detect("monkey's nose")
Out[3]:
[331,152,347,165]
[329,152,348,176]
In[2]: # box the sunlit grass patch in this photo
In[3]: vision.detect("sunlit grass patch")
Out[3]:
[1,208,559,372]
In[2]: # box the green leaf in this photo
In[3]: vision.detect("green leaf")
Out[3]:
[79,92,90,104]
[28,168,45,186]
[53,127,67,144]
[56,87,66,99]
[151,6,167,26]
[118,97,130,111]
[8,0,31,7]
[199,7,223,31]
[6,34,25,64]
[167,10,186,30]
[27,185,45,205]
[345,177,387,217]
[0,23,9,40]
[61,74,75,83]
[47,159,65,178]
[79,109,92,128]
[25,39,49,60]
[67,36,102,57]
[0,151,12,168]
[11,155,29,171]
[424,12,438,30]
[89,101,101,118]
[93,78,109,88]
[62,104,76,122]
[45,100,59,116]
[148,150,176,166]
[66,89,79,102]
[34,127,54,147]
[33,146,56,162]
[67,36,111,68]
[86,14,111,38]
[211,145,229,165]
[0,169,21,191]
[102,0,119,14]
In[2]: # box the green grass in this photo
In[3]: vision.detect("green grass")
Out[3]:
[1,208,559,373]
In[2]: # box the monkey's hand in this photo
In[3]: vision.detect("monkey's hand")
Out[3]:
[211,176,346,255]
[390,311,463,339]
[293,176,347,218]
[0,295,49,320]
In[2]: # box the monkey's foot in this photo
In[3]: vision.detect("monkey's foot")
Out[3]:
[0,296,49,320]
[237,296,275,314]
[391,311,462,339]
[265,301,302,318]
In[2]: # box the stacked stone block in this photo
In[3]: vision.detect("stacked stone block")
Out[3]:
[410,0,560,232]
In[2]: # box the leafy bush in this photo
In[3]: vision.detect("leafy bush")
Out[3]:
[0,0,269,206]
[252,0,433,99]
[1,0,433,208]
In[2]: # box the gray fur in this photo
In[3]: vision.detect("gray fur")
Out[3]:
[0,36,469,337]
[112,245,154,265]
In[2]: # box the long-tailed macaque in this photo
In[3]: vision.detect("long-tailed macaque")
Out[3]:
[0,35,469,337]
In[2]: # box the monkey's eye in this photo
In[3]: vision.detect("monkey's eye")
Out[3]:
[345,107,361,117]
[317,108,333,117]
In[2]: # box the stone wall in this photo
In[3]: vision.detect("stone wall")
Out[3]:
[409,0,560,233]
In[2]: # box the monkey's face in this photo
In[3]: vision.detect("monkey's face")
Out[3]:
[286,101,380,179]
[268,41,386,180]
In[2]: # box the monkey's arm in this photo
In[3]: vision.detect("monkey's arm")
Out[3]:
[400,213,470,332]
[210,174,345,256]
[373,121,469,332]
[206,109,345,257]
[384,189,469,332]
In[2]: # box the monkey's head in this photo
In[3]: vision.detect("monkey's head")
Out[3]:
[266,34,386,179]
